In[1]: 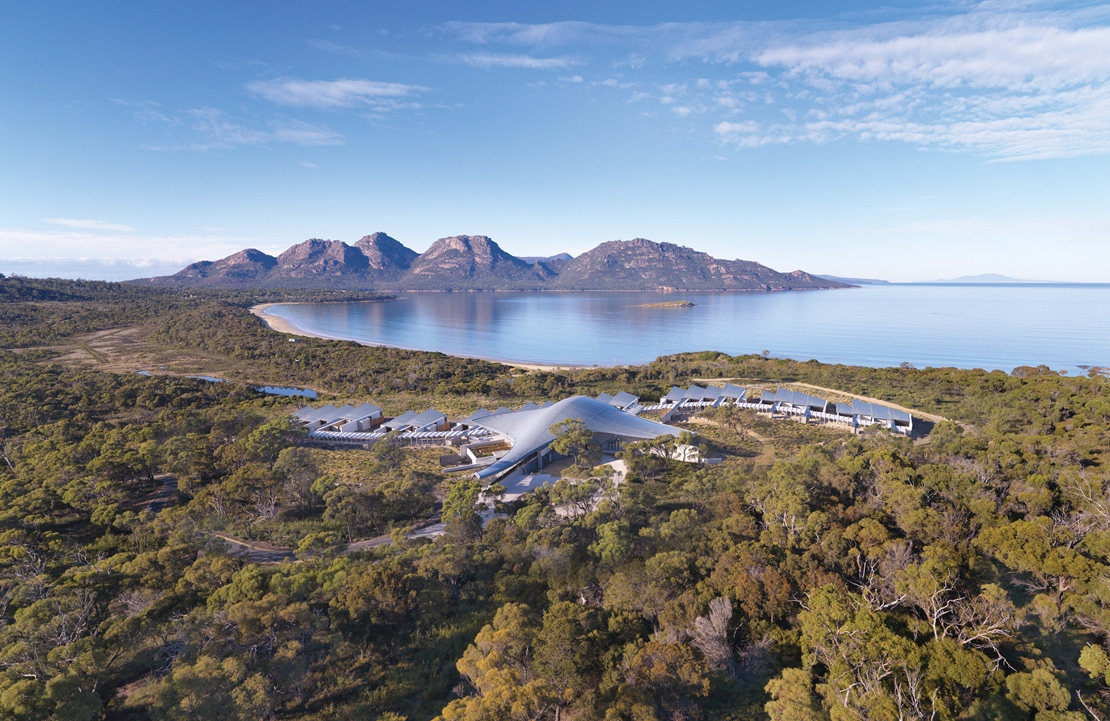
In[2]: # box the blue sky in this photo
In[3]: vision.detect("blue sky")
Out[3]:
[2,1,1109,281]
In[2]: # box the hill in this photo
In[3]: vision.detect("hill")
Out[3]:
[272,239,371,282]
[553,238,843,291]
[817,274,890,285]
[143,234,849,292]
[171,248,278,285]
[353,232,418,279]
[934,273,1035,283]
[403,235,554,290]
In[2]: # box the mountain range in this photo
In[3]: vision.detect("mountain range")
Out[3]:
[142,234,849,292]
[933,273,1036,283]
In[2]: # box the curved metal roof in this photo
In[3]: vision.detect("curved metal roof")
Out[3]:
[472,395,680,480]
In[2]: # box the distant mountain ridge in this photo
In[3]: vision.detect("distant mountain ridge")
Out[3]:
[933,273,1035,283]
[142,233,850,292]
[552,238,831,291]
[817,274,890,285]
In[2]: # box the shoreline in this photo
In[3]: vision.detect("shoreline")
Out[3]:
[250,303,590,373]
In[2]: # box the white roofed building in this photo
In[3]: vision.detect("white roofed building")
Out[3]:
[469,395,682,483]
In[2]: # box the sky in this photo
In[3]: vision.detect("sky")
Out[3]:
[2,1,1110,282]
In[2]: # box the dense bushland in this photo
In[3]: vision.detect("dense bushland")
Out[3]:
[2,277,1110,720]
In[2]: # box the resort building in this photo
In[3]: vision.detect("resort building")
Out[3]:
[658,384,746,409]
[595,391,641,412]
[836,399,914,434]
[292,402,383,432]
[758,388,830,415]
[661,386,687,407]
[467,395,681,482]
[290,380,914,462]
[652,383,915,435]
[382,408,447,433]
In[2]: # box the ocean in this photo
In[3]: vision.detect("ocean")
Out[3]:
[260,284,1110,376]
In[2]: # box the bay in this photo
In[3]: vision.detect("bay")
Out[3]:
[261,285,1110,375]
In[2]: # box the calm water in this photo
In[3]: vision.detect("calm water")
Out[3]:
[262,285,1110,375]
[181,375,318,398]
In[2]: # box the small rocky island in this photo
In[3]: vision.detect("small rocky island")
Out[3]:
[637,300,696,308]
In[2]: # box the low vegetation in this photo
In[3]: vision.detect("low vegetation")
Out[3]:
[2,275,1110,720]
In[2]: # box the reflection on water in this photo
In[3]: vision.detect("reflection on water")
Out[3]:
[263,286,1110,375]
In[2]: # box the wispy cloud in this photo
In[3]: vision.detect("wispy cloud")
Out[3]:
[123,78,426,152]
[112,98,174,124]
[445,7,1110,159]
[456,53,576,70]
[246,78,427,108]
[756,24,1110,91]
[267,119,345,146]
[45,218,135,232]
[305,39,370,59]
[143,108,343,151]
[440,20,652,49]
[731,18,1110,158]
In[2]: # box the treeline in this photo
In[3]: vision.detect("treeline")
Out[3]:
[151,301,514,398]
[0,274,387,347]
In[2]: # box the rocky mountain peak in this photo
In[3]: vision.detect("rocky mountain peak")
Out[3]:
[224,248,277,267]
[274,239,368,277]
[168,247,277,284]
[405,235,554,287]
[143,231,848,292]
[412,235,521,274]
[354,233,418,272]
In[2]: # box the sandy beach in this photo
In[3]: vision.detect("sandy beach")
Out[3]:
[250,303,336,341]
[250,303,588,373]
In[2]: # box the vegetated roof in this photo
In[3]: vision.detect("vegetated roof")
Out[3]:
[471,395,681,480]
